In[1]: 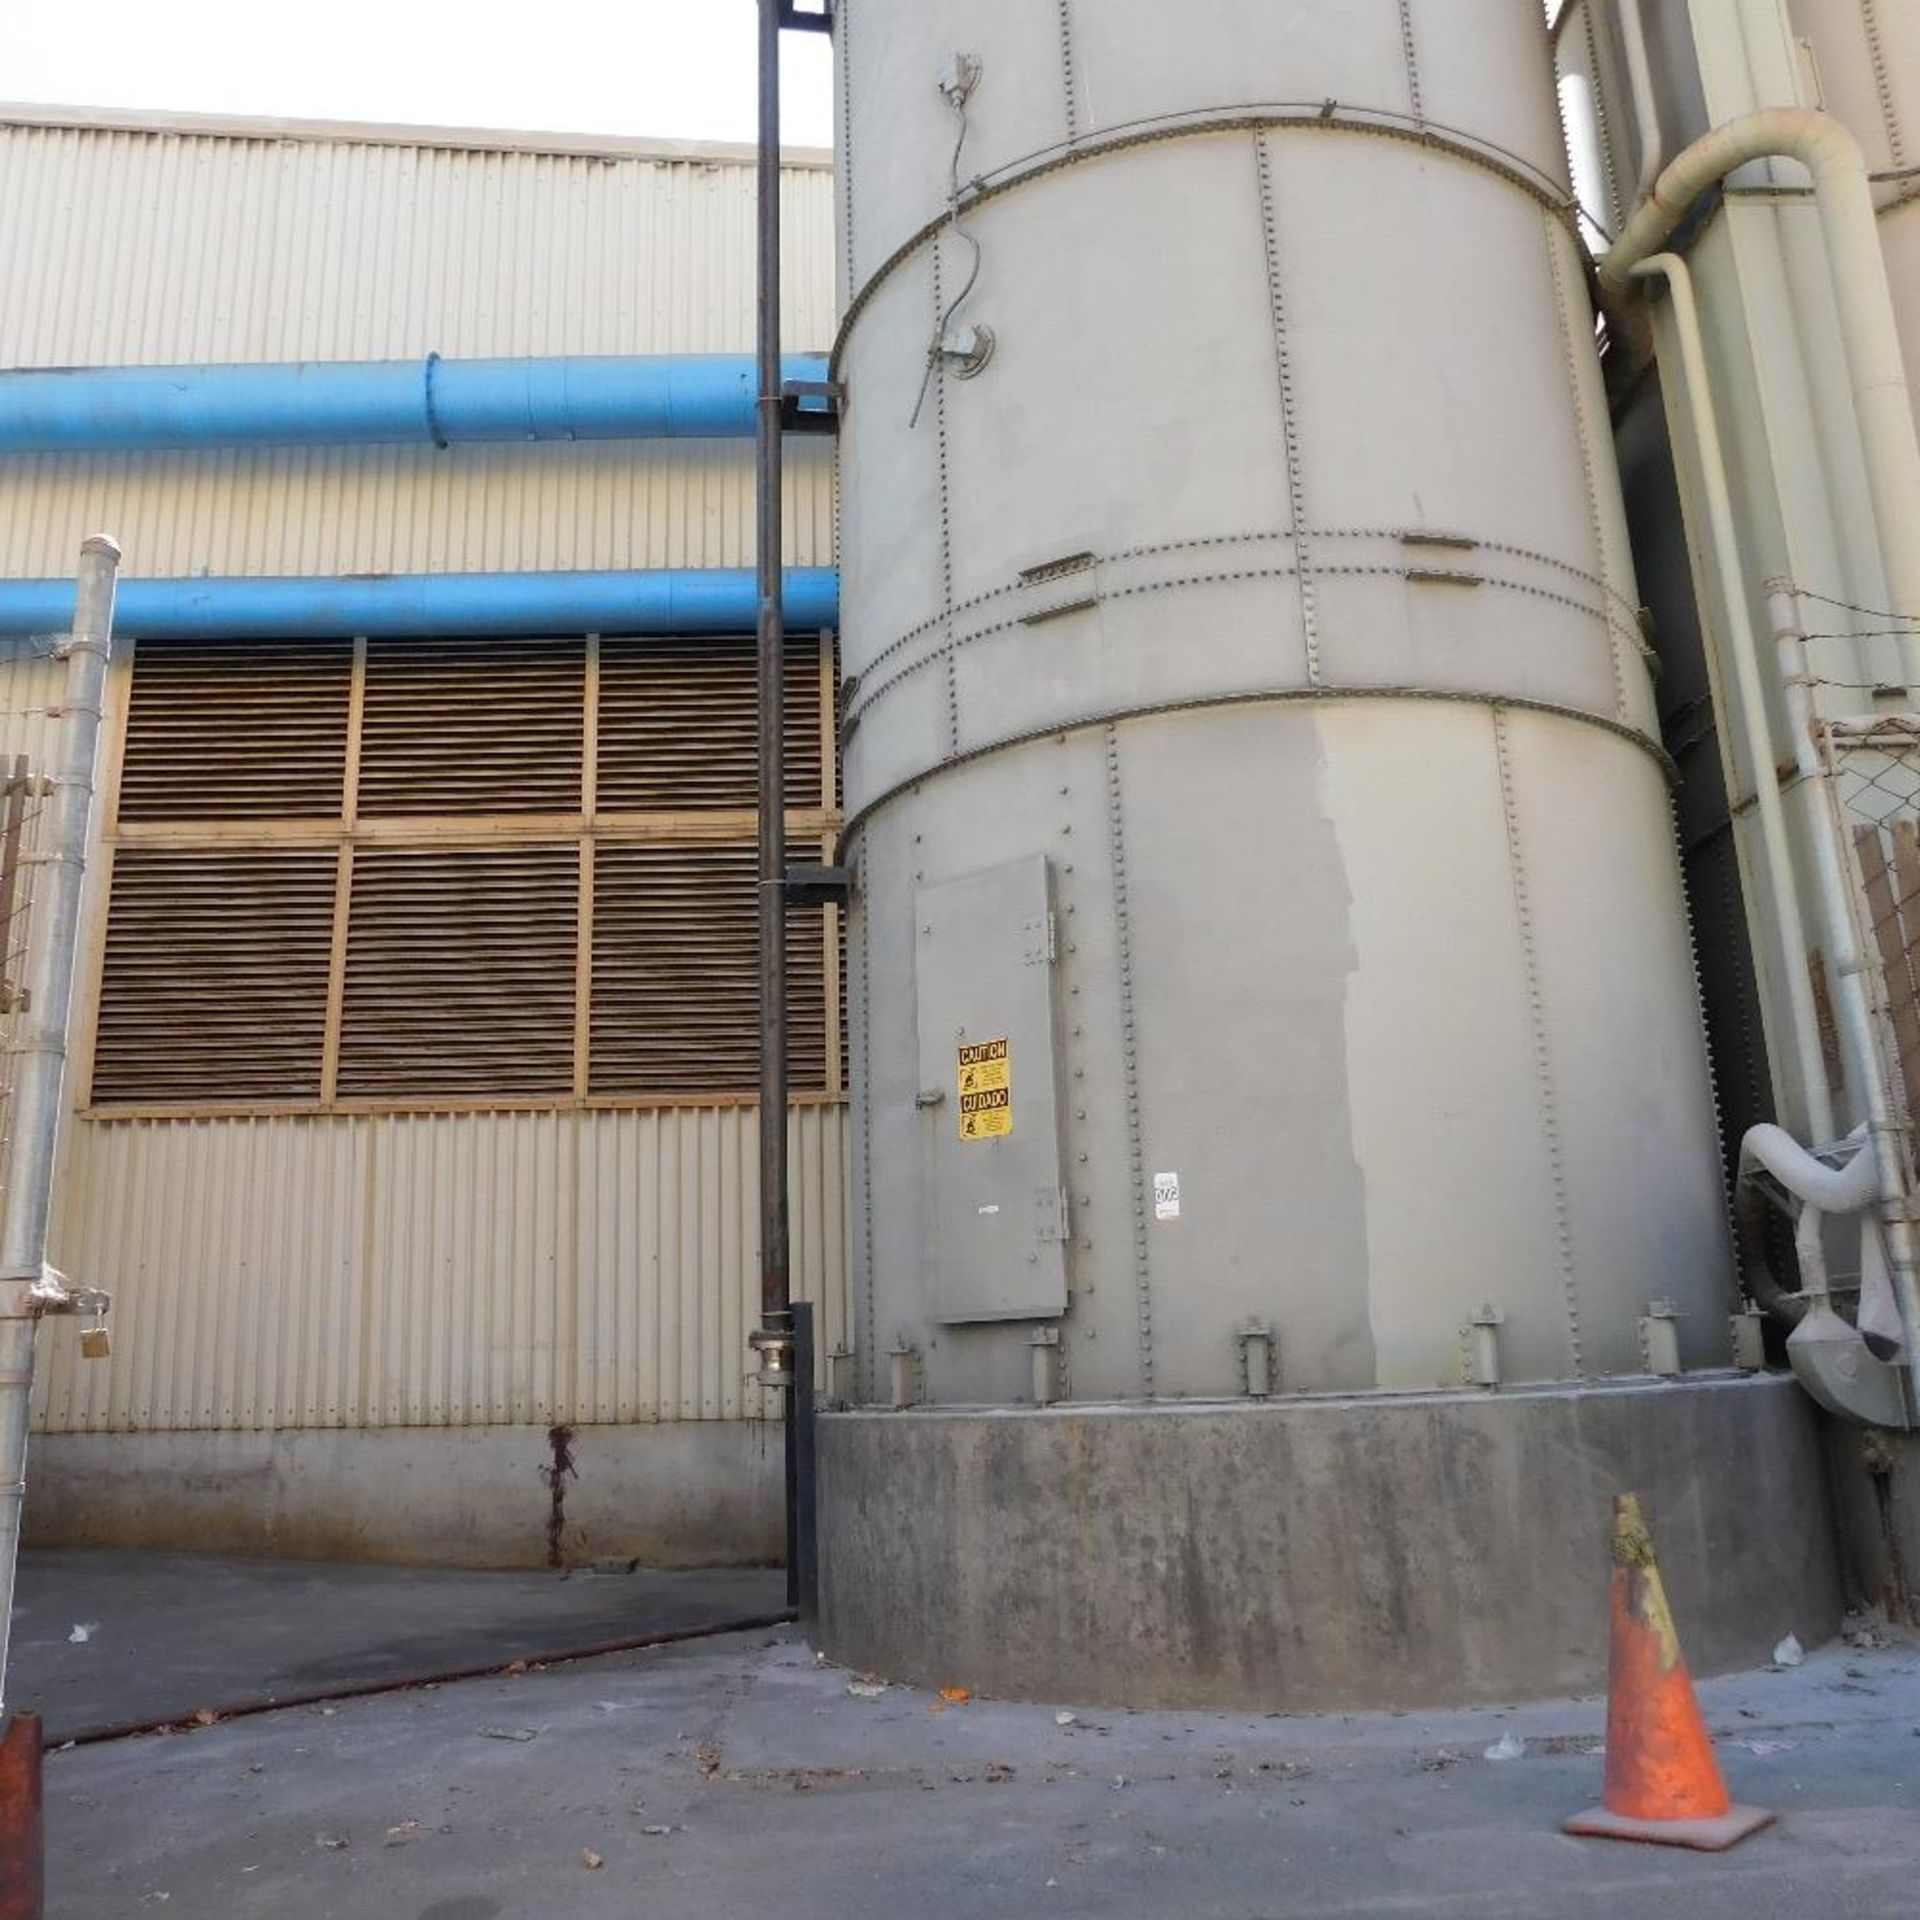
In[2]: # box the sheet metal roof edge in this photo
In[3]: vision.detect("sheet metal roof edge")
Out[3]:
[0,99,834,169]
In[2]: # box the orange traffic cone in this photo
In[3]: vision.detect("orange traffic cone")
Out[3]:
[1564,1493,1775,1852]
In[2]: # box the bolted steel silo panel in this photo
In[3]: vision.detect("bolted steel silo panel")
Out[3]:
[835,0,1731,1406]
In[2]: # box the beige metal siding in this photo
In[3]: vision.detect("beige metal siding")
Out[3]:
[0,115,835,577]
[0,115,852,1443]
[34,1103,848,1433]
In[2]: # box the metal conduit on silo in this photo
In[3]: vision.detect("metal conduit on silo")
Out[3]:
[814,0,1842,1711]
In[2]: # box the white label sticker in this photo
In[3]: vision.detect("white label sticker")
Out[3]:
[1153,1171,1181,1222]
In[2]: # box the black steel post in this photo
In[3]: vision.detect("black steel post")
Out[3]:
[786,1301,818,1618]
[754,0,800,1590]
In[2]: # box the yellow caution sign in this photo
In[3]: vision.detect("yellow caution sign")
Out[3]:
[957,1038,1012,1140]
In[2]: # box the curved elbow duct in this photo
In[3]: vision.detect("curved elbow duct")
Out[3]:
[0,353,831,453]
[0,566,840,641]
[1599,111,1920,649]
[1741,1122,1879,1216]
[1737,1122,1917,1428]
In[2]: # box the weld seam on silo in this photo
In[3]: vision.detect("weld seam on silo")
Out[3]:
[1254,136,1320,686]
[856,528,1640,687]
[836,0,858,303]
[932,248,961,757]
[1542,216,1628,725]
[1103,725,1154,1397]
[838,686,1678,857]
[846,564,1645,729]
[1056,0,1081,144]
[1860,0,1905,176]
[1396,0,1424,127]
[1575,2,1624,235]
[1492,706,1584,1379]
[828,107,1575,377]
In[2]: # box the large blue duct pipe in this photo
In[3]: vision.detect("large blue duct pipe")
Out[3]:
[0,567,839,639]
[0,354,831,453]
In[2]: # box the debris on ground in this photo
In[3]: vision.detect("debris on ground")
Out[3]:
[1772,1632,1806,1669]
[67,1622,100,1644]
[312,1833,348,1852]
[639,1825,678,1837]
[1417,1749,1463,1772]
[191,1709,219,1728]
[846,1680,887,1699]
[1844,1614,1893,1652]
[1732,1738,1798,1756]
[383,1821,422,1846]
[939,1687,972,1705]
[1054,1711,1078,1727]
[479,1726,539,1742]
[1482,1733,1525,1761]
[583,1849,604,1870]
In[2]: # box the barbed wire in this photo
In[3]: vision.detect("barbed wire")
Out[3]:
[1791,587,1920,626]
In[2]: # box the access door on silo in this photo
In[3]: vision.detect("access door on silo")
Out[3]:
[913,853,1068,1323]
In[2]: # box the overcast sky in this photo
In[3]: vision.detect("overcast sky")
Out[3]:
[0,0,835,145]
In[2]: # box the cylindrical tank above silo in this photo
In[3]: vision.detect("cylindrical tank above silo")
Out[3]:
[818,0,1839,1708]
[1791,0,1920,422]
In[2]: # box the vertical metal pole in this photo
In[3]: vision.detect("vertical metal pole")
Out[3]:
[1769,580,1920,1406]
[789,1300,817,1619]
[0,537,119,1720]
[754,0,799,1583]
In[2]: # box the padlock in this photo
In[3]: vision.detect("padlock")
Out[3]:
[79,1318,110,1361]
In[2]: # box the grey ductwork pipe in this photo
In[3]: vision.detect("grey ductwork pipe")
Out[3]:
[1742,1121,1879,1215]
[1601,112,1920,682]
[1734,1124,1873,1329]
[1630,251,1832,1143]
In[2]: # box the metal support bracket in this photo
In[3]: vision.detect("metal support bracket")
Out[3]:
[1235,1320,1277,1399]
[786,863,852,907]
[1464,1304,1505,1388]
[781,380,843,434]
[0,1266,108,1324]
[777,0,834,30]
[1639,1299,1684,1379]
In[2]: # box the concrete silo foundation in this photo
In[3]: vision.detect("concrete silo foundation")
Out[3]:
[817,1375,1839,1711]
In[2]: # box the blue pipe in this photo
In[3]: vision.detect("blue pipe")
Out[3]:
[0,568,839,639]
[0,354,831,453]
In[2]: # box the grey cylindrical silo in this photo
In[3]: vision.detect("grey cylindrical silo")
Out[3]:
[818,0,1839,1708]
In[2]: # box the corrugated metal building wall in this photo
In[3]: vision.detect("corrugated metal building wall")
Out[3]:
[0,106,847,1567]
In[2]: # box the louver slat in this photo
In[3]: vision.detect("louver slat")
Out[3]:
[117,638,353,820]
[591,841,827,1093]
[92,847,336,1102]
[339,845,578,1098]
[359,636,585,816]
[598,634,822,811]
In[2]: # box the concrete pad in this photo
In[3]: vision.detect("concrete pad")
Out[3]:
[38,1625,1920,1919]
[818,1375,1841,1709]
[10,1549,786,1740]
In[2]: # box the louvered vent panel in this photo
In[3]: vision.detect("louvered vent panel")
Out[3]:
[117,638,353,820]
[591,841,827,1093]
[339,845,579,1098]
[359,637,585,816]
[92,848,336,1102]
[598,635,823,811]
